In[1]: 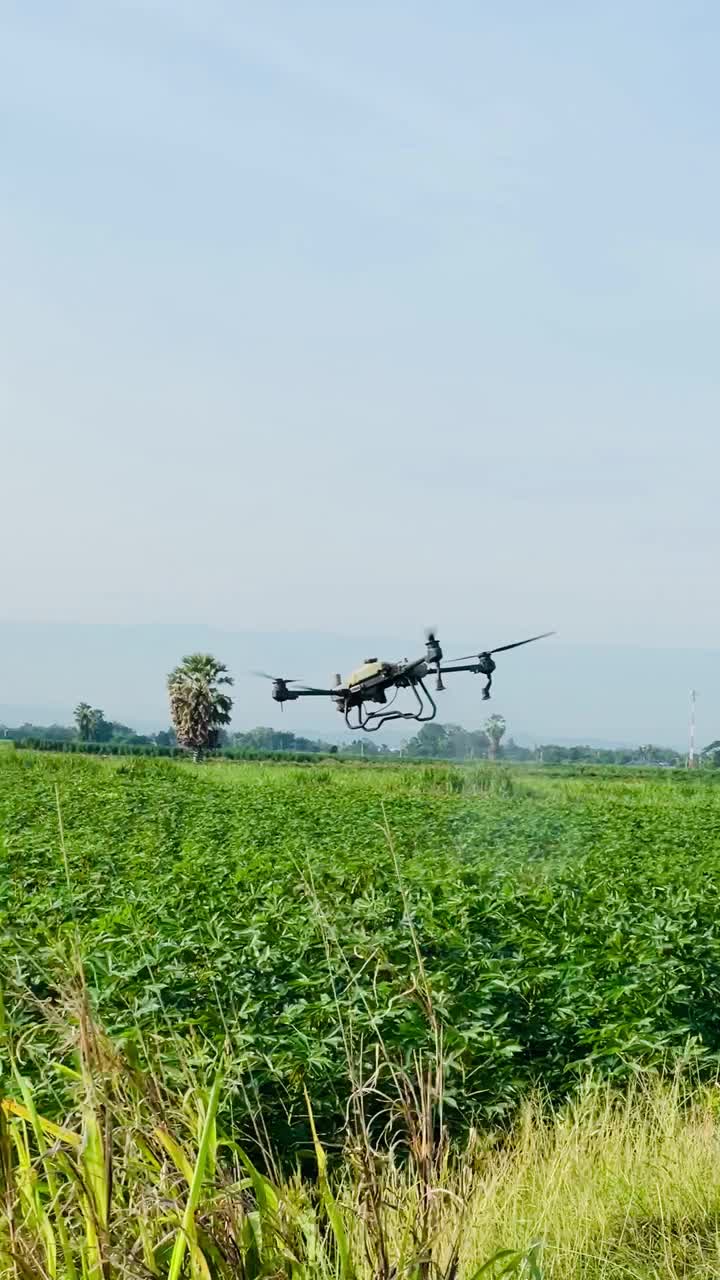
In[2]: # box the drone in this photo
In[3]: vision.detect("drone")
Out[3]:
[253,629,554,732]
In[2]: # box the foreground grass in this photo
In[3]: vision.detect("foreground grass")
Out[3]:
[3,990,720,1278]
[6,753,720,1274]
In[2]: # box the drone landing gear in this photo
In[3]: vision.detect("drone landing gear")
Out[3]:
[344,678,438,732]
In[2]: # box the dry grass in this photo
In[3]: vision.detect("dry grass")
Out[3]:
[3,983,720,1279]
[458,1078,720,1277]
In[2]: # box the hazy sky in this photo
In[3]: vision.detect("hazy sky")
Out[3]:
[3,2,720,647]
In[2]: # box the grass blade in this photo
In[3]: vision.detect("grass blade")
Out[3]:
[304,1086,354,1280]
[167,1070,223,1280]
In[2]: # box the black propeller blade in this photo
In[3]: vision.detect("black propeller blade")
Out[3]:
[404,626,442,673]
[424,626,443,675]
[250,671,333,695]
[446,631,555,663]
[489,631,555,655]
[251,670,300,683]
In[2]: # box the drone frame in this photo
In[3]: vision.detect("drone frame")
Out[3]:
[258,629,552,733]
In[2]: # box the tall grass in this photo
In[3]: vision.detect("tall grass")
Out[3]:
[3,984,720,1278]
[1,986,717,1278]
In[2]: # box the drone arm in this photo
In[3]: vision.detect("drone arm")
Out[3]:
[288,688,336,698]
[273,686,337,703]
[438,661,495,700]
[437,662,489,675]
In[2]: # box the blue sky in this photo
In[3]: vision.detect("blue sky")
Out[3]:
[2,1,720,662]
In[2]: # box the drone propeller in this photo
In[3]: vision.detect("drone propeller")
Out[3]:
[488,631,555,655]
[251,670,300,683]
[446,631,555,663]
[250,671,333,695]
[420,626,445,689]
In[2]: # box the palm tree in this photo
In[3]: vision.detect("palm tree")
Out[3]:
[167,654,234,761]
[74,702,96,741]
[484,713,506,761]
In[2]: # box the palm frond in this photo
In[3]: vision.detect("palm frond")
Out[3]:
[167,654,234,757]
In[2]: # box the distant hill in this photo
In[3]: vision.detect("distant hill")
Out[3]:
[0,621,717,749]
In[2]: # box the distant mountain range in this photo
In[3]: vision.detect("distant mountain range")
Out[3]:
[0,621,717,750]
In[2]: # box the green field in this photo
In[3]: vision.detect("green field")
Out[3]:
[4,751,720,1276]
[4,753,720,1135]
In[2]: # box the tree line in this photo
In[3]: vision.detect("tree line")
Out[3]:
[396,724,686,764]
[0,650,694,764]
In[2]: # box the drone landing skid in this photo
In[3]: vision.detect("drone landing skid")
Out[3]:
[345,678,438,732]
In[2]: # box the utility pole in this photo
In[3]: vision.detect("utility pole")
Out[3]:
[688,689,698,769]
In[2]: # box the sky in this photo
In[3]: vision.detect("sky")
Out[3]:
[2,2,720,738]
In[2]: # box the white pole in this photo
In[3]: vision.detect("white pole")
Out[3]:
[689,689,697,769]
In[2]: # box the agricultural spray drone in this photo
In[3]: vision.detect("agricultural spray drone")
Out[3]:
[253,629,554,733]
